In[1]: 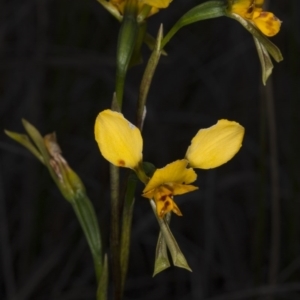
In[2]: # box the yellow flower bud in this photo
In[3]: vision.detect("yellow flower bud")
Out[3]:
[186,120,245,169]
[94,109,143,170]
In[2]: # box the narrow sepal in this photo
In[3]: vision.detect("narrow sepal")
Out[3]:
[253,36,274,85]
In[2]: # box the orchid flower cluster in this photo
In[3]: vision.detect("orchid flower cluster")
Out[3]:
[5,0,282,298]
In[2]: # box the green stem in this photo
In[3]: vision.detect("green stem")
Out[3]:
[120,174,137,293]
[97,254,109,300]
[137,25,163,129]
[110,164,121,300]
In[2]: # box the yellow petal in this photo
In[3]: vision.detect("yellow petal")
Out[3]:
[143,159,197,194]
[186,120,245,169]
[94,109,143,169]
[143,0,172,9]
[143,185,183,218]
[254,0,264,10]
[230,0,253,17]
[147,185,183,218]
[253,12,281,36]
[169,183,198,196]
[109,0,170,15]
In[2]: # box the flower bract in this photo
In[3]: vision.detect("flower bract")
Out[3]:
[142,160,198,218]
[228,0,281,36]
[94,109,143,170]
[186,119,245,169]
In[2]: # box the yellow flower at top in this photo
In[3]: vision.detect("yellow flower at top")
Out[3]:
[142,160,198,218]
[228,0,281,36]
[109,0,172,17]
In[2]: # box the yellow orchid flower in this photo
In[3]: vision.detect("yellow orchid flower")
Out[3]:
[142,160,198,218]
[94,110,244,218]
[228,0,281,36]
[186,119,245,169]
[99,0,172,19]
[94,109,143,170]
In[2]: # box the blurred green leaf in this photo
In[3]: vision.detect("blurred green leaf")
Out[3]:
[5,120,103,284]
[22,119,51,163]
[4,130,44,164]
[162,1,226,48]
[71,190,103,280]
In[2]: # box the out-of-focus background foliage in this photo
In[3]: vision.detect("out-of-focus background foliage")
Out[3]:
[0,0,299,299]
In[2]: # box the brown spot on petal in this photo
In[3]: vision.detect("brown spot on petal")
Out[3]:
[159,201,171,218]
[160,195,167,201]
[118,159,125,166]
[247,5,253,14]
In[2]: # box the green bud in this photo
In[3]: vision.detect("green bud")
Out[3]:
[115,0,139,106]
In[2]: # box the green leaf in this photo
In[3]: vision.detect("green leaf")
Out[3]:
[5,120,103,284]
[162,1,226,48]
[97,254,109,300]
[253,36,274,85]
[21,119,51,163]
[4,130,44,164]
[72,191,103,280]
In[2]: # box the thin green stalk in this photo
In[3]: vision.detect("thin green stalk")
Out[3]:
[137,25,163,129]
[120,173,137,293]
[97,254,109,300]
[110,163,122,300]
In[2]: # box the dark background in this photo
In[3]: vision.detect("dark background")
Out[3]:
[1,0,299,299]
